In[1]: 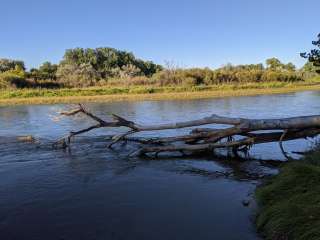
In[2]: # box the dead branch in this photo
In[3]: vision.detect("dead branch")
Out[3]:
[55,104,320,159]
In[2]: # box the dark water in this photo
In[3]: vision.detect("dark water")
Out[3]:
[0,91,319,240]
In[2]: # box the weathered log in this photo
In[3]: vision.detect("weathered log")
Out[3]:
[56,104,320,159]
[129,128,320,157]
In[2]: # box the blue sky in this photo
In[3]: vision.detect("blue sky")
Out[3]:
[1,0,319,69]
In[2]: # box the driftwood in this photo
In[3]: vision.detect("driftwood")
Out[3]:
[55,104,320,159]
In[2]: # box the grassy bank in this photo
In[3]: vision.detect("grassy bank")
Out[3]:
[256,149,320,240]
[1,80,320,105]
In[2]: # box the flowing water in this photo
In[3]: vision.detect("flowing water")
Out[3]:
[0,90,320,240]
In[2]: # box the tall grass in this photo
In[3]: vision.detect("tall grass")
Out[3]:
[256,147,320,240]
[1,81,319,100]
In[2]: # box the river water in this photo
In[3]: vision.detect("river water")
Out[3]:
[0,90,319,240]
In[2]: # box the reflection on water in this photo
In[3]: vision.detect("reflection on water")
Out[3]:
[0,91,319,240]
[0,139,263,240]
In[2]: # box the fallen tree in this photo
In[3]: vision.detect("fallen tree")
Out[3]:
[54,104,320,159]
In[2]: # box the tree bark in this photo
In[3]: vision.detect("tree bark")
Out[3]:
[56,104,320,159]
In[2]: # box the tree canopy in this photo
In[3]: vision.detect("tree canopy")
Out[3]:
[301,33,320,73]
[0,58,25,72]
[0,46,317,89]
[266,58,296,71]
[60,47,162,78]
[29,62,58,81]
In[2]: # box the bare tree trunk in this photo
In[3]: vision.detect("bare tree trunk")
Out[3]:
[55,104,320,159]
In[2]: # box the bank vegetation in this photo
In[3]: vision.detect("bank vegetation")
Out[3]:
[0,48,319,90]
[256,147,320,240]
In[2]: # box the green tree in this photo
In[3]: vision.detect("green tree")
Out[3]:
[266,58,283,70]
[38,61,58,80]
[60,47,162,80]
[300,61,318,79]
[301,33,320,73]
[284,62,296,71]
[29,61,58,81]
[302,61,317,72]
[0,58,25,72]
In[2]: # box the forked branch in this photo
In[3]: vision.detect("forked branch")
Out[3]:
[55,104,320,158]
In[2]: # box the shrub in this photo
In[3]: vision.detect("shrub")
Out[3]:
[56,63,100,87]
[107,76,155,86]
[261,71,302,82]
[0,58,25,72]
[0,71,28,88]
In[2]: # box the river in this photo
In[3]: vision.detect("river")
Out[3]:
[0,90,319,240]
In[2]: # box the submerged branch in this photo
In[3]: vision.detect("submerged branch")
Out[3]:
[55,104,320,159]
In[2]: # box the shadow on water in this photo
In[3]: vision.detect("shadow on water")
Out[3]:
[0,137,269,240]
[0,136,279,180]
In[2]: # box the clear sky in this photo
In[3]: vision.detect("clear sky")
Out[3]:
[1,0,319,69]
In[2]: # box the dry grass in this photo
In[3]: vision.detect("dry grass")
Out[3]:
[1,83,320,106]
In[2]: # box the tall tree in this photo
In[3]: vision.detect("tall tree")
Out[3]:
[266,58,283,70]
[60,47,162,79]
[284,62,296,72]
[29,62,58,81]
[38,61,58,80]
[301,33,320,73]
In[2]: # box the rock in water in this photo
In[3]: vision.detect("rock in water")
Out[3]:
[242,199,250,207]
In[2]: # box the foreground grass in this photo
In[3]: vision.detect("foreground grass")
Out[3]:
[1,79,320,105]
[256,149,320,240]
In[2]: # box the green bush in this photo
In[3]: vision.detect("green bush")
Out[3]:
[0,55,310,88]
[149,67,302,87]
[0,71,28,89]
[261,71,302,82]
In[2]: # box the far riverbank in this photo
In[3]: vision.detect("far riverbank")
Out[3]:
[1,81,320,106]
